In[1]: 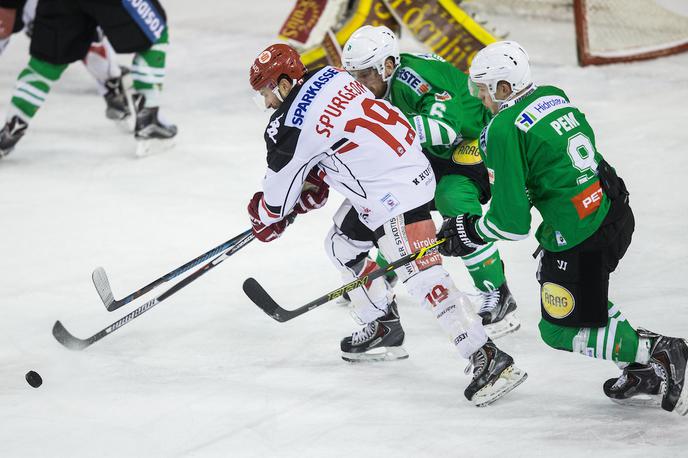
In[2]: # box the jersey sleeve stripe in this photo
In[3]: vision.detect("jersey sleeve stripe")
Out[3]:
[477,216,529,242]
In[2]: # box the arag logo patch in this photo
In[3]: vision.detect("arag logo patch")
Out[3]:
[541,282,575,319]
[452,139,482,165]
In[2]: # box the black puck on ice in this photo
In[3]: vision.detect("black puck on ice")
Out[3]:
[25,370,42,388]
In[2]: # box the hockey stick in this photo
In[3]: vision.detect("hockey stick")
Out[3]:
[93,229,253,312]
[243,238,445,322]
[53,231,256,351]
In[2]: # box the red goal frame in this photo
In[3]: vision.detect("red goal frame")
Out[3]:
[574,0,688,65]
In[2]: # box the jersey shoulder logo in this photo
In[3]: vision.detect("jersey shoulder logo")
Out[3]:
[267,114,284,143]
[434,91,452,102]
[515,96,570,132]
[396,67,432,95]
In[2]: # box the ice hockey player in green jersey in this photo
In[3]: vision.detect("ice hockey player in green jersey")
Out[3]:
[437,40,688,415]
[342,25,519,339]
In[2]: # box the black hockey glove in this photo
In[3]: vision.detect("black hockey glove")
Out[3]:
[437,214,485,257]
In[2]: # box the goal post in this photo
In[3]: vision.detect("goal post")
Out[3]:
[574,0,688,65]
[462,0,688,66]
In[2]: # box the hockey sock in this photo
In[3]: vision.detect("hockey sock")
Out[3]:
[132,26,168,107]
[7,57,68,122]
[538,301,640,363]
[461,242,505,292]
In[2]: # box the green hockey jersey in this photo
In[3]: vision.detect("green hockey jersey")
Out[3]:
[475,85,610,252]
[386,53,492,199]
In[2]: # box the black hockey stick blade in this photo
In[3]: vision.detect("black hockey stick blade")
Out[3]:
[243,277,293,322]
[52,321,93,351]
[53,231,257,351]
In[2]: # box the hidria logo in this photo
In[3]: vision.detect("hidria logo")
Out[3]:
[291,67,340,126]
[515,96,570,132]
[518,111,536,129]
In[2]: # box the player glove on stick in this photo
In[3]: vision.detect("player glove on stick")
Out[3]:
[248,191,290,242]
[294,169,329,214]
[437,214,485,257]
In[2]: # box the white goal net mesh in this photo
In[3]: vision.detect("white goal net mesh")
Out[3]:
[582,0,688,58]
[462,0,688,62]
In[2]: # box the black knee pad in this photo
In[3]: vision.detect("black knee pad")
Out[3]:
[538,246,609,328]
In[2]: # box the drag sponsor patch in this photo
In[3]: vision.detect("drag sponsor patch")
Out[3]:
[541,282,575,319]
[452,138,482,165]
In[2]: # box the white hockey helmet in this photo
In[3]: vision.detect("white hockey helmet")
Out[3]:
[342,25,400,81]
[469,41,532,102]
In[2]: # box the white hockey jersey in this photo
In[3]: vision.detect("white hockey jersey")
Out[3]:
[258,66,436,230]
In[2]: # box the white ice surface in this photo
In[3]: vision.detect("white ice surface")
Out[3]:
[1,2,687,457]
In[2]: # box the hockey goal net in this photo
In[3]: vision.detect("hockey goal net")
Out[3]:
[464,0,688,65]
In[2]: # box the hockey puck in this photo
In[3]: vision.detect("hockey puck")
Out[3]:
[25,370,42,388]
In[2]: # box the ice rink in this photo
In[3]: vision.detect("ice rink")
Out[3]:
[1,1,687,456]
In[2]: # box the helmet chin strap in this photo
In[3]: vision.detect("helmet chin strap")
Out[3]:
[272,79,298,103]
[272,86,284,103]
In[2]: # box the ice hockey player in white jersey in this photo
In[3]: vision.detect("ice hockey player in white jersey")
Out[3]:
[246,43,527,406]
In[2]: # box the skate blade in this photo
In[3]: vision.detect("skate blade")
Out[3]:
[472,365,528,407]
[484,311,521,340]
[341,346,409,363]
[609,395,661,409]
[136,138,176,158]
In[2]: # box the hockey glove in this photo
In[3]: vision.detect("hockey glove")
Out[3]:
[437,214,485,257]
[293,169,329,214]
[248,191,289,243]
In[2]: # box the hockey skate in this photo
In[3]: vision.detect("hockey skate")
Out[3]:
[341,301,408,362]
[104,76,132,122]
[603,363,662,408]
[464,339,527,407]
[132,93,177,157]
[478,281,520,339]
[647,334,688,415]
[0,116,28,158]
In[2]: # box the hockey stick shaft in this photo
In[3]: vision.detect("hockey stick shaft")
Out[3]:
[243,238,445,322]
[94,229,253,311]
[53,231,256,351]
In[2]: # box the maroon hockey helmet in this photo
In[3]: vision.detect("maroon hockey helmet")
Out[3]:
[249,43,306,91]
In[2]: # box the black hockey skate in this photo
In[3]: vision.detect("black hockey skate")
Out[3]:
[132,93,177,156]
[603,363,662,408]
[478,281,520,339]
[464,339,527,407]
[648,334,688,415]
[104,77,131,121]
[0,116,28,158]
[341,301,408,362]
